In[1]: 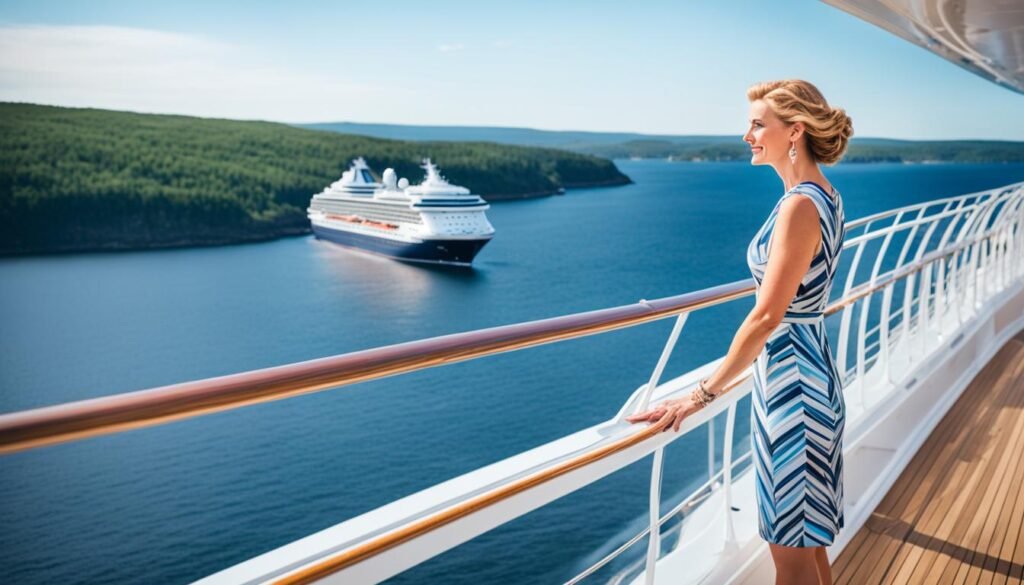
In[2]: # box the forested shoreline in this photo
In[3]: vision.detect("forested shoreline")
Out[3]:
[307,122,1024,163]
[577,139,1024,162]
[0,103,630,255]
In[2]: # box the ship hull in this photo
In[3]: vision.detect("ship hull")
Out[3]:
[311,223,491,266]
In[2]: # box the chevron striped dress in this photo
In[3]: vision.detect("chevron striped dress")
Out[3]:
[746,181,847,547]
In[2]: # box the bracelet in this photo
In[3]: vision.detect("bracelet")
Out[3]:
[691,378,718,408]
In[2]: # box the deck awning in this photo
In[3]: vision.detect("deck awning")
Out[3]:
[822,0,1024,94]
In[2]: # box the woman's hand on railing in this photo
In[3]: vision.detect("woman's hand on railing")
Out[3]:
[625,395,703,432]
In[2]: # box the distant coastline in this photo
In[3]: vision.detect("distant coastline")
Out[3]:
[0,104,630,256]
[305,122,1024,164]
[634,156,1019,163]
[5,105,1019,257]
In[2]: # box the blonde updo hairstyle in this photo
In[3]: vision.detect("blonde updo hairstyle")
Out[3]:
[747,80,853,165]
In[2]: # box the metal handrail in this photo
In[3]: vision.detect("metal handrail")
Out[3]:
[0,280,754,454]
[842,180,1021,230]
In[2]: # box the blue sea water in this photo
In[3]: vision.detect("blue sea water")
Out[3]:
[1,161,1023,584]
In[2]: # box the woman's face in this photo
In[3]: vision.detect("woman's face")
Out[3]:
[743,99,791,166]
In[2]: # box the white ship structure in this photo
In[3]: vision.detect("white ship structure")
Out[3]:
[307,158,494,266]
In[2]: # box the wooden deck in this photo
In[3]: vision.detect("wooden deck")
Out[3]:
[833,328,1024,584]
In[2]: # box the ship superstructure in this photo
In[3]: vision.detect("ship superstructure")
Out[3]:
[307,158,494,266]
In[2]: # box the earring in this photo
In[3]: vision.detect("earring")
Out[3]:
[789,143,797,164]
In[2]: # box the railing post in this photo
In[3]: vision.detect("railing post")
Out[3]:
[895,211,926,362]
[639,311,688,585]
[937,255,946,338]
[837,238,866,384]
[953,248,964,326]
[902,272,917,364]
[879,281,896,384]
[708,418,716,487]
[645,448,665,585]
[722,402,738,551]
[981,237,991,302]
[918,261,932,355]
[855,291,871,408]
[637,312,689,411]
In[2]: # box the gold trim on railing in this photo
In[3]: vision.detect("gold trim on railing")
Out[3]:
[273,373,751,585]
[0,280,754,454]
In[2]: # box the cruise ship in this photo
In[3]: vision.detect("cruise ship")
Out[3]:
[0,1,1021,584]
[307,158,495,266]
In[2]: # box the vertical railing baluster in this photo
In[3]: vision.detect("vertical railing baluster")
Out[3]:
[894,209,926,360]
[637,312,688,411]
[645,449,664,585]
[978,236,989,305]
[950,250,962,327]
[901,268,917,363]
[918,261,932,355]
[856,295,868,409]
[935,257,947,338]
[858,211,902,394]
[638,311,688,585]
[837,238,867,384]
[708,418,716,487]
[879,281,896,383]
[722,402,738,551]
[909,205,946,356]
[934,200,971,337]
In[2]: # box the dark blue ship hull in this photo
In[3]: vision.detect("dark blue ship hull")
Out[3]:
[312,224,491,266]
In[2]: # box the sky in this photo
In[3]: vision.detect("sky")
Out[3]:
[0,0,1022,140]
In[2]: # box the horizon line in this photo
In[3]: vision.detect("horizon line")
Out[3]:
[5,100,1023,144]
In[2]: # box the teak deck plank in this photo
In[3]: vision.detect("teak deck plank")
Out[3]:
[836,336,1011,581]
[833,328,1024,585]
[917,356,1024,584]
[833,343,1009,583]
[900,346,1024,583]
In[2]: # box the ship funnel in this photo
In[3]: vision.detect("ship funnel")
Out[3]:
[382,168,398,191]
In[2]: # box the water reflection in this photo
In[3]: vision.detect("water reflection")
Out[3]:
[307,238,487,315]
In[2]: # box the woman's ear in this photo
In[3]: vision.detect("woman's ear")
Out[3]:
[788,122,805,142]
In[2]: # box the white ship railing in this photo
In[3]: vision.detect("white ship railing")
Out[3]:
[1,181,1022,584]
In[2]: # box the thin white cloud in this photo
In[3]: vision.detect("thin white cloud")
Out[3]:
[437,43,465,53]
[0,24,393,122]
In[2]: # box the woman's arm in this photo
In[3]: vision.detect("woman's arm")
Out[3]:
[627,194,823,431]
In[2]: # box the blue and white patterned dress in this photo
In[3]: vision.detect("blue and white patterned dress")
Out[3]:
[746,181,846,547]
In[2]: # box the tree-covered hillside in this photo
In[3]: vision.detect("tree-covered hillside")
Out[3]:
[0,103,630,255]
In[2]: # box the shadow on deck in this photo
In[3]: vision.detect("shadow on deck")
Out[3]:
[833,327,1024,584]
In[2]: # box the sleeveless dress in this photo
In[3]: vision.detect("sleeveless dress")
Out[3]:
[746,181,847,547]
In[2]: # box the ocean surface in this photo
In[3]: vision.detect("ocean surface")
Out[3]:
[2,160,1023,584]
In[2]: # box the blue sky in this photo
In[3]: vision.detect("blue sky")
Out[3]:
[1,0,1022,140]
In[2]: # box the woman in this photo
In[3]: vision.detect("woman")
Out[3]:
[627,79,853,585]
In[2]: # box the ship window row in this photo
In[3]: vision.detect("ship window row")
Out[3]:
[314,200,421,218]
[313,198,420,215]
[438,214,482,227]
[312,201,422,223]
